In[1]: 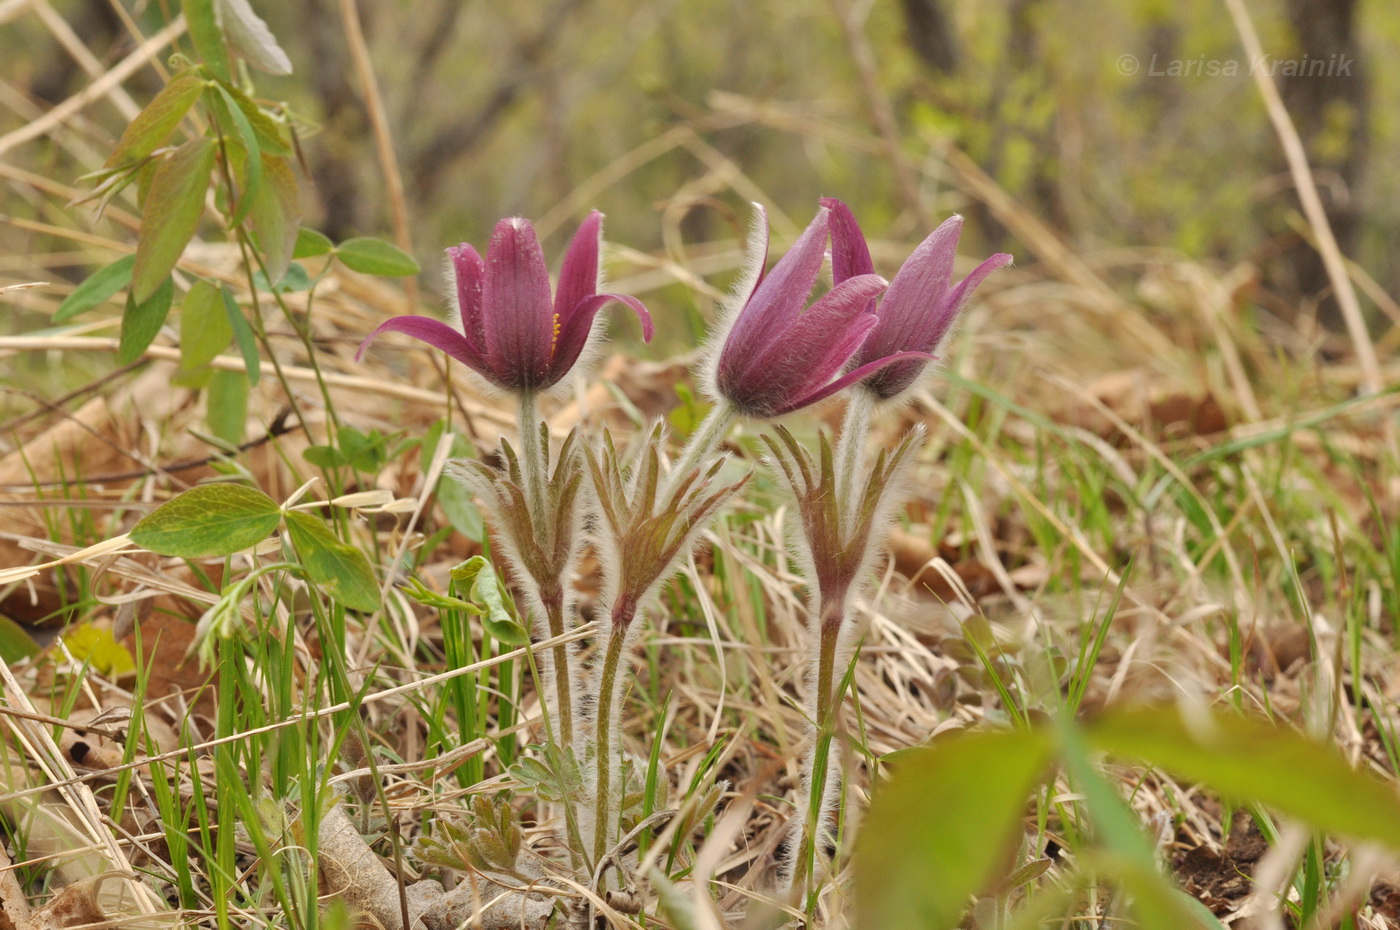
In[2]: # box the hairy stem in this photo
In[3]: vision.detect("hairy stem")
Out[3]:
[516,390,547,520]
[789,599,847,900]
[591,599,636,869]
[833,389,875,535]
[540,586,574,747]
[662,400,735,498]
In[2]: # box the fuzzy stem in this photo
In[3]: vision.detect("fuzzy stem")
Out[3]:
[789,599,847,900]
[516,390,547,520]
[540,587,574,747]
[591,603,635,868]
[833,389,875,535]
[662,400,735,498]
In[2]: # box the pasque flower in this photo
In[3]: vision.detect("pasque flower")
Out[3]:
[708,204,931,419]
[357,212,652,391]
[823,197,1012,401]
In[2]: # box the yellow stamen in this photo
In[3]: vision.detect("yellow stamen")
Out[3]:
[551,313,561,352]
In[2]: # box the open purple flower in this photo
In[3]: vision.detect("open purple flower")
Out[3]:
[357,212,653,392]
[709,204,931,419]
[823,197,1012,401]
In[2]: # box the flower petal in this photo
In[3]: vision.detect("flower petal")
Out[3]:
[356,315,491,379]
[854,215,963,368]
[776,350,935,415]
[548,292,653,384]
[722,273,886,418]
[483,217,555,389]
[446,243,487,355]
[820,197,875,283]
[721,206,829,370]
[943,251,1013,320]
[553,211,602,328]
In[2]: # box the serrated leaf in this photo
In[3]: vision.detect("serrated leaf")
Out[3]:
[220,284,261,385]
[130,483,280,557]
[282,511,380,612]
[247,154,299,285]
[1088,706,1400,852]
[133,137,215,303]
[216,0,292,75]
[0,614,39,664]
[293,227,334,258]
[118,277,174,364]
[180,280,232,369]
[53,255,135,323]
[106,72,206,170]
[855,728,1054,930]
[206,369,248,444]
[183,0,231,80]
[336,237,420,277]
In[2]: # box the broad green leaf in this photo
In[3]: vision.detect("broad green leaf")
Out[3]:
[293,227,334,258]
[118,276,174,364]
[215,83,261,226]
[133,137,215,303]
[855,728,1054,930]
[252,262,310,293]
[302,444,348,469]
[105,72,206,169]
[220,284,261,385]
[0,614,39,663]
[206,369,248,445]
[130,483,280,557]
[449,557,529,645]
[1088,706,1400,851]
[336,237,421,277]
[182,0,230,80]
[220,80,291,155]
[53,255,135,323]
[282,511,380,612]
[180,279,231,370]
[216,0,292,75]
[247,154,300,285]
[437,479,484,542]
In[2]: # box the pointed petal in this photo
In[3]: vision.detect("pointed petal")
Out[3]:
[854,215,963,368]
[482,217,554,389]
[553,211,602,327]
[773,350,935,415]
[446,243,487,355]
[719,206,829,376]
[722,273,885,418]
[355,315,492,378]
[547,292,653,384]
[820,197,875,283]
[942,252,1013,321]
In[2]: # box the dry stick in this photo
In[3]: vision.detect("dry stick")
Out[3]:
[0,16,186,157]
[33,1,140,120]
[1221,0,1381,395]
[339,0,417,312]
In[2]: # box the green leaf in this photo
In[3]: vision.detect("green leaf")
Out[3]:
[118,276,174,364]
[180,279,232,370]
[220,284,261,385]
[855,728,1054,930]
[215,83,261,227]
[282,511,380,612]
[130,483,280,557]
[182,0,230,80]
[133,137,215,303]
[437,480,484,542]
[449,557,529,645]
[247,154,300,285]
[54,255,135,323]
[252,262,310,293]
[335,237,421,277]
[106,71,206,170]
[0,614,39,664]
[293,227,334,258]
[217,0,292,75]
[1088,706,1400,851]
[302,444,348,469]
[206,369,248,445]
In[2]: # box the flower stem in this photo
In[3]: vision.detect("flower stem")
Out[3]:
[516,390,548,520]
[833,389,875,535]
[662,400,735,498]
[541,587,574,747]
[789,600,846,900]
[591,607,634,868]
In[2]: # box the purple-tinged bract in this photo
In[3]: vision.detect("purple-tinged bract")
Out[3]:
[823,197,1012,401]
[357,212,652,392]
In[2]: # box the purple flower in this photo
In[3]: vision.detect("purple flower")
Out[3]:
[357,212,653,392]
[823,197,1012,401]
[710,204,931,419]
